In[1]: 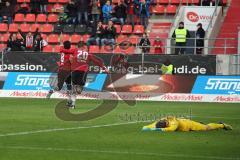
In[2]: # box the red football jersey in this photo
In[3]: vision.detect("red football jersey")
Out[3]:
[71,49,105,72]
[58,47,75,71]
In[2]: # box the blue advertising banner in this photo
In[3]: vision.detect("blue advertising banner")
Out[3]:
[192,76,240,95]
[3,72,107,91]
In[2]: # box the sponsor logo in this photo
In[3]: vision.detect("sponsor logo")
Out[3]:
[192,76,240,95]
[3,72,107,91]
[187,12,199,22]
[187,11,213,23]
[0,63,46,72]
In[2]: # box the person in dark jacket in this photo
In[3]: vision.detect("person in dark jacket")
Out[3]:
[66,0,77,24]
[196,23,205,54]
[76,0,90,24]
[0,1,14,24]
[139,32,150,54]
[7,34,24,51]
[101,20,116,46]
[30,0,40,13]
[111,1,127,26]
[87,21,105,47]
[40,0,48,13]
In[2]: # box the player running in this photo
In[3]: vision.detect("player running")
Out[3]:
[46,41,74,105]
[68,42,109,108]
[142,116,232,132]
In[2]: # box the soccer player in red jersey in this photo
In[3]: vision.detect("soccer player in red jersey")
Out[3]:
[46,41,75,105]
[68,42,109,108]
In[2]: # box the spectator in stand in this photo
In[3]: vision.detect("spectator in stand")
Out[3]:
[33,34,48,52]
[102,0,112,24]
[153,36,163,54]
[90,0,101,24]
[126,0,135,27]
[6,34,24,52]
[101,20,116,46]
[76,0,90,25]
[139,32,150,54]
[172,22,190,55]
[87,21,105,47]
[196,23,205,54]
[0,1,14,24]
[40,0,48,13]
[19,29,40,51]
[136,0,150,28]
[30,0,40,13]
[66,0,77,24]
[111,1,127,26]
[16,3,31,14]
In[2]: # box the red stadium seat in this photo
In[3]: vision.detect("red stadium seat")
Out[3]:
[41,24,53,33]
[2,33,10,42]
[133,25,145,34]
[166,5,177,14]
[20,23,30,32]
[121,25,133,34]
[157,0,169,4]
[48,34,59,43]
[89,45,100,54]
[48,0,58,3]
[14,13,25,23]
[82,34,90,43]
[41,34,47,40]
[71,34,81,44]
[0,43,7,51]
[58,0,69,3]
[123,46,135,54]
[30,24,41,32]
[48,14,58,23]
[192,0,199,4]
[129,35,140,45]
[0,23,8,32]
[25,14,36,23]
[54,45,62,52]
[171,0,180,4]
[43,45,54,52]
[47,4,53,12]
[61,34,70,42]
[114,25,121,34]
[17,0,25,2]
[8,23,19,33]
[52,3,63,13]
[116,35,128,44]
[152,5,165,14]
[36,14,47,23]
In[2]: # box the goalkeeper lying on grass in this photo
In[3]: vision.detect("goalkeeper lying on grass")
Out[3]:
[142,116,232,132]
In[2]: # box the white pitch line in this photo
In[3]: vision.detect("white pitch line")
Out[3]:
[0,146,239,160]
[0,121,149,138]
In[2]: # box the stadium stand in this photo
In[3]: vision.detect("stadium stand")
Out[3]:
[0,0,238,54]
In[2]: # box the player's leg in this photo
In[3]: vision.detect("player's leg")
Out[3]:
[71,71,87,108]
[65,74,72,107]
[189,120,208,131]
[207,123,232,130]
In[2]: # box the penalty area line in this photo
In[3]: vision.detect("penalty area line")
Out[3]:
[0,146,239,160]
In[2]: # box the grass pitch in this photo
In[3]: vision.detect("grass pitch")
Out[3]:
[0,98,239,160]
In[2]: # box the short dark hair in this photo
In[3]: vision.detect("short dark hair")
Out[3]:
[155,120,167,128]
[179,21,184,25]
[63,41,71,49]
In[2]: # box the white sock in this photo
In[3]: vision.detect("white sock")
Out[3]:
[71,94,76,106]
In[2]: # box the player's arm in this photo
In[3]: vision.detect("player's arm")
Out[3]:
[161,121,179,132]
[90,55,109,73]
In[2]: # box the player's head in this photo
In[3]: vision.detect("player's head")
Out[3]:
[155,120,168,128]
[63,41,71,49]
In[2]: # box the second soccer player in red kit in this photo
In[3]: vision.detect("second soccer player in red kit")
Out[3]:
[46,41,75,105]
[68,42,109,108]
